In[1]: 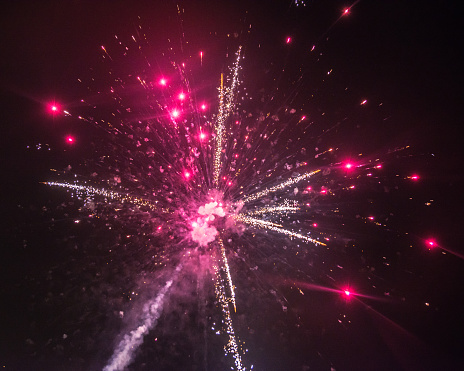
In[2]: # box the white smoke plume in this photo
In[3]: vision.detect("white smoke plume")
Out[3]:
[103,264,182,371]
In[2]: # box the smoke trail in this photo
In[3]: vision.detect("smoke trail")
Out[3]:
[103,264,183,371]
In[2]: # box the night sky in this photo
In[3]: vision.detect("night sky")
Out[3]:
[1,1,463,370]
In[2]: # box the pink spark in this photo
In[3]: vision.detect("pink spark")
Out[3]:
[199,132,207,141]
[360,99,367,105]
[200,103,207,111]
[345,163,353,170]
[178,92,186,100]
[159,78,167,86]
[368,216,374,220]
[343,8,350,15]
[306,186,312,191]
[228,181,232,186]
[49,103,60,113]
[313,223,318,227]
[320,189,327,195]
[426,240,436,248]
[410,174,420,181]
[184,171,191,179]
[171,109,180,119]
[66,136,75,144]
[286,37,292,44]
[344,290,351,296]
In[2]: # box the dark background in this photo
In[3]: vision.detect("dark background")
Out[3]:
[1,1,463,370]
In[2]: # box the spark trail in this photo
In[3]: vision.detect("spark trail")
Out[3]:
[241,169,321,203]
[237,215,327,246]
[213,46,242,186]
[45,182,161,211]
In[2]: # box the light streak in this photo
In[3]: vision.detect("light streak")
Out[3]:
[218,237,236,312]
[237,215,326,246]
[213,46,242,186]
[45,182,162,211]
[213,258,244,370]
[241,169,321,203]
[244,199,300,216]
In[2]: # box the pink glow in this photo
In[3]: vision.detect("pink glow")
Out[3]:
[199,132,207,141]
[49,103,60,113]
[345,162,353,170]
[171,109,180,119]
[286,37,292,44]
[66,136,75,144]
[343,8,350,15]
[184,171,191,179]
[178,92,186,100]
[410,174,420,181]
[159,78,167,86]
[200,103,207,111]
[320,189,327,195]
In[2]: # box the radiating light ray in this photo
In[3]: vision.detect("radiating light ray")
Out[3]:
[218,237,236,312]
[237,215,326,246]
[244,199,300,216]
[241,169,321,203]
[103,263,183,371]
[213,47,242,186]
[45,181,162,211]
[213,259,244,370]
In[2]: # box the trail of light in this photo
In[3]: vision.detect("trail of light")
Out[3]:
[245,199,300,216]
[237,215,326,246]
[103,264,183,371]
[213,259,244,370]
[45,181,162,211]
[218,237,236,312]
[241,169,321,203]
[213,46,242,186]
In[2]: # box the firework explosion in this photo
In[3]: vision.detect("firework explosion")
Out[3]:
[43,36,387,368]
[4,2,463,371]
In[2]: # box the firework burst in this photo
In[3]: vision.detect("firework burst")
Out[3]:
[28,4,453,371]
